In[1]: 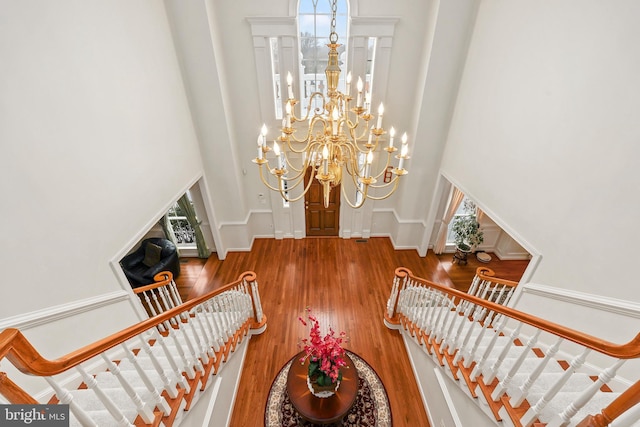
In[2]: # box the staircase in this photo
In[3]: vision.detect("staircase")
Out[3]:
[0,271,266,427]
[385,267,640,427]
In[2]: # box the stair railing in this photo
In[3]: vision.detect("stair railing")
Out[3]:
[0,270,267,426]
[386,267,640,427]
[133,272,184,324]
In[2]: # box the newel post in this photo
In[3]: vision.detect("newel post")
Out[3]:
[242,271,267,335]
[384,267,412,330]
[576,379,640,427]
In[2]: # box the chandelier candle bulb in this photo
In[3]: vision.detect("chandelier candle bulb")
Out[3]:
[376,103,384,129]
[322,146,329,175]
[365,150,373,177]
[368,126,373,145]
[389,127,396,148]
[261,124,268,145]
[274,142,284,169]
[346,71,352,96]
[356,77,363,107]
[287,72,294,99]
[365,93,371,115]
[398,133,408,170]
[285,102,292,128]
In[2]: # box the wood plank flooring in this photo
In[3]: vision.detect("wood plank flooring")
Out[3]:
[174,238,529,427]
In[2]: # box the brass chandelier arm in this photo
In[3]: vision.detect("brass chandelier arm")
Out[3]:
[340,182,367,209]
[361,178,401,201]
[257,163,286,193]
[346,116,373,143]
[340,174,402,208]
[276,166,317,203]
[258,163,315,203]
[280,150,308,176]
[288,92,327,125]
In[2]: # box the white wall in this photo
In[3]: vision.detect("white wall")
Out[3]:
[0,1,204,352]
[441,0,640,330]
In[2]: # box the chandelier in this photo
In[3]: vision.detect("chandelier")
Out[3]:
[252,0,409,209]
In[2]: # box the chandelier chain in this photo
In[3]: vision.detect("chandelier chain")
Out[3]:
[329,0,338,43]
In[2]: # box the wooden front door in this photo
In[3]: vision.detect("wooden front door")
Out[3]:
[305,167,340,236]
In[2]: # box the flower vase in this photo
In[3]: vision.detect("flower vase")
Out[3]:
[307,372,341,398]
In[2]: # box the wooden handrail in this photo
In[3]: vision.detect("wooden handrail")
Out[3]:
[475,267,519,288]
[394,267,640,359]
[131,271,174,295]
[0,271,260,377]
[576,379,640,427]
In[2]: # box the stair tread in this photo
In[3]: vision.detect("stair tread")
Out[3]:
[534,390,621,424]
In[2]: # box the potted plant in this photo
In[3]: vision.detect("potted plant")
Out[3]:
[451,199,484,253]
[298,307,348,398]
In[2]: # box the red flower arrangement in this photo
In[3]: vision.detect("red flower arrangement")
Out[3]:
[298,307,348,386]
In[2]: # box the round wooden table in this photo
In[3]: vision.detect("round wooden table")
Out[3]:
[286,351,358,424]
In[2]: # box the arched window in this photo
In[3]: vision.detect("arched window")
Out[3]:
[297,0,348,115]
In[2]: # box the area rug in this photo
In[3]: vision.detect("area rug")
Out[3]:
[265,351,392,427]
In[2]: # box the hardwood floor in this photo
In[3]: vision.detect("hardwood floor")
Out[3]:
[174,238,529,427]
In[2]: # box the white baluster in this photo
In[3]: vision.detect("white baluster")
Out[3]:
[440,297,470,354]
[449,292,485,357]
[211,298,229,344]
[136,335,180,400]
[142,291,158,317]
[148,329,190,392]
[466,274,482,298]
[193,304,216,359]
[185,306,210,364]
[469,315,509,381]
[121,341,172,414]
[215,297,232,342]
[521,347,591,427]
[99,354,155,423]
[483,322,523,383]
[418,288,436,332]
[148,291,163,317]
[511,337,563,407]
[492,329,541,400]
[453,301,487,365]
[229,290,242,330]
[462,308,498,369]
[75,365,133,426]
[163,323,198,380]
[431,293,453,344]
[425,291,446,336]
[169,279,184,306]
[174,316,205,374]
[204,299,223,352]
[387,276,400,319]
[251,279,264,323]
[547,359,626,427]
[160,286,179,314]
[45,377,98,427]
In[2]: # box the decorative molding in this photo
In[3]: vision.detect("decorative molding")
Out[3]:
[521,283,640,319]
[0,291,131,331]
[246,17,297,37]
[493,247,531,261]
[349,17,399,37]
